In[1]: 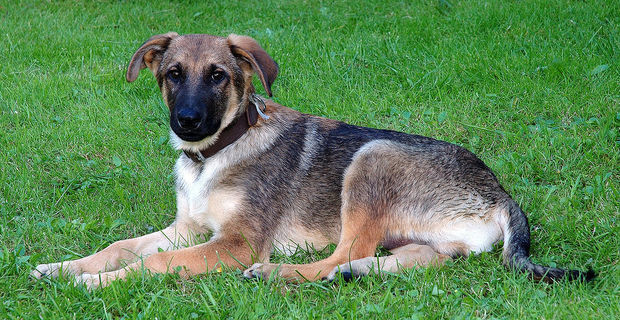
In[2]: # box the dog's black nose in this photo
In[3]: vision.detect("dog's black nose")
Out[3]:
[177,109,201,129]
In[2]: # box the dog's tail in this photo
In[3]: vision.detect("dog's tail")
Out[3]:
[500,199,595,283]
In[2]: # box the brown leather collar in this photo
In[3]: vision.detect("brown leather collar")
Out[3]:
[183,100,260,163]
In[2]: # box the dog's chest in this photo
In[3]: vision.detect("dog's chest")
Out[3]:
[174,157,241,232]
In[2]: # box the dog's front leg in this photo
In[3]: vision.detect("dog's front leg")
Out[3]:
[31,222,201,280]
[76,233,256,289]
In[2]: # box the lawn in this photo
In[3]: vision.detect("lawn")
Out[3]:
[0,0,618,318]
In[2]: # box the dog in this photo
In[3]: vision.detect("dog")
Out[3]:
[31,32,594,289]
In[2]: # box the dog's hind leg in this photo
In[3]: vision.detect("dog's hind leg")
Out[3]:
[325,243,451,281]
[31,222,202,279]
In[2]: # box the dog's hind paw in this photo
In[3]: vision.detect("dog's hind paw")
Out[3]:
[326,257,377,282]
[243,263,265,279]
[243,263,284,280]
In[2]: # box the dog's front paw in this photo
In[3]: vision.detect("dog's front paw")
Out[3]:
[75,273,101,290]
[31,262,74,279]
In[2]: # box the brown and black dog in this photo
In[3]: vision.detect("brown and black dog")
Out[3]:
[31,33,594,289]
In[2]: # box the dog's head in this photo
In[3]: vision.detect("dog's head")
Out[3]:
[126,33,278,145]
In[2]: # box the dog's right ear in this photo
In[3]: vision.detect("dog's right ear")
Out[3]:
[126,32,179,82]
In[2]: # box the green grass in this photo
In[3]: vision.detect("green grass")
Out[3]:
[0,0,618,318]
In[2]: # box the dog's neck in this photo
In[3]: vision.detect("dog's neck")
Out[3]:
[183,95,264,163]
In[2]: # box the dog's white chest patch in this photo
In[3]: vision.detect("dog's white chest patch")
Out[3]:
[174,156,241,232]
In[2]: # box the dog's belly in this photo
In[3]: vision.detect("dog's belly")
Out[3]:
[385,214,504,256]
[272,224,333,256]
[417,219,502,254]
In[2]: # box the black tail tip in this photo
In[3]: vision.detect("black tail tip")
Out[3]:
[567,268,597,282]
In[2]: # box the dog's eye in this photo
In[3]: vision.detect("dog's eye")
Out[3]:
[168,70,182,81]
[211,71,224,83]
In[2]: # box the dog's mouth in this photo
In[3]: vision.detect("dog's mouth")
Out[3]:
[170,119,221,142]
[173,131,206,142]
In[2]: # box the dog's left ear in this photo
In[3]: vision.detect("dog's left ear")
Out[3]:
[126,32,179,82]
[227,34,279,97]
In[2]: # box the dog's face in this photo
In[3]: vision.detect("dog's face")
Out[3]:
[126,33,278,143]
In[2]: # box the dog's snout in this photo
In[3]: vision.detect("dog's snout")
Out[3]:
[177,109,202,129]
